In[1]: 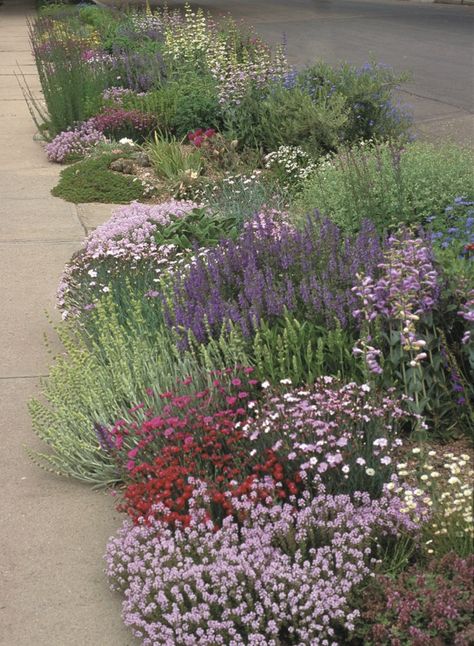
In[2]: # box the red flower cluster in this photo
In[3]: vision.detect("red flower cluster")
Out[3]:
[91,107,157,140]
[187,127,216,148]
[112,368,302,527]
[120,431,300,528]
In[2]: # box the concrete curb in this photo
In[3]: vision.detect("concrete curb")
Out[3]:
[434,0,474,5]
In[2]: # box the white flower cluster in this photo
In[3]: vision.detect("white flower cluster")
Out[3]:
[394,449,473,556]
[161,5,288,106]
[264,145,316,187]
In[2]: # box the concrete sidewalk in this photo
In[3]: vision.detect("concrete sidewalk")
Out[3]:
[0,1,132,644]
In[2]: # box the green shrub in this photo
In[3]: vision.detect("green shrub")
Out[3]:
[121,85,180,133]
[297,60,411,143]
[167,74,222,138]
[224,60,411,155]
[126,75,222,138]
[296,141,474,233]
[51,153,147,203]
[225,83,348,155]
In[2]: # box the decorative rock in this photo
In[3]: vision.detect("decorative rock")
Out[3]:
[109,158,135,174]
[133,152,151,167]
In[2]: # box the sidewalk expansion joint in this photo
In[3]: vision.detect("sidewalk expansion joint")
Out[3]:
[0,374,48,380]
[0,238,84,244]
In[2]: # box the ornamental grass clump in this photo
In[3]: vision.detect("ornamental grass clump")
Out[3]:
[164,211,383,346]
[106,481,426,646]
[28,17,111,137]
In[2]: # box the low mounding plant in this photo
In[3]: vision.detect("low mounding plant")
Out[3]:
[224,81,349,155]
[163,212,383,345]
[102,373,423,528]
[354,554,474,646]
[91,107,157,141]
[243,377,415,498]
[46,108,157,163]
[106,482,426,646]
[51,152,149,203]
[161,73,222,138]
[296,141,474,234]
[45,120,105,162]
[57,200,244,315]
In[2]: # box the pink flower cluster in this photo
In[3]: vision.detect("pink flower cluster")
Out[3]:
[245,377,409,493]
[45,121,105,163]
[57,200,198,313]
[106,480,425,645]
[45,108,156,163]
[83,200,198,261]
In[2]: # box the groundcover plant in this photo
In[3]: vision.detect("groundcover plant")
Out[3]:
[29,3,473,645]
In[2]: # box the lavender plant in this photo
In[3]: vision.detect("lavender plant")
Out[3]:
[163,212,383,346]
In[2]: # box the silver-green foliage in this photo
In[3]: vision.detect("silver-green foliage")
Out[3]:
[296,141,474,233]
[28,295,205,486]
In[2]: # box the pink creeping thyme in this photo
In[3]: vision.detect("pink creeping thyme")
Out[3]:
[106,479,427,645]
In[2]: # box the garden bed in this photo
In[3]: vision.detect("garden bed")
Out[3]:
[27,3,474,645]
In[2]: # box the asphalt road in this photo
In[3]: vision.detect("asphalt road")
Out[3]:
[121,0,474,144]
